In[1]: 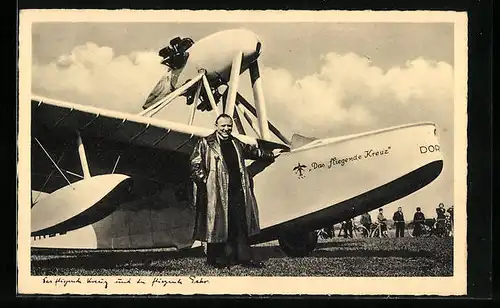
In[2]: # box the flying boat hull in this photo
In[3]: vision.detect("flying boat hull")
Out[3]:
[31,123,442,250]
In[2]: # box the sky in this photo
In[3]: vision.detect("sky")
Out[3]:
[31,21,456,220]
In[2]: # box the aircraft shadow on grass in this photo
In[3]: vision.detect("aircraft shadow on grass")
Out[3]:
[31,240,442,273]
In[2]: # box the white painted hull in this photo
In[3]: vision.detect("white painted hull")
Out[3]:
[253,123,443,231]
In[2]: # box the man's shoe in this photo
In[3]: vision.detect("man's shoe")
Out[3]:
[240,260,265,268]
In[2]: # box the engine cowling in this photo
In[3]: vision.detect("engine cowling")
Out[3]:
[159,37,194,70]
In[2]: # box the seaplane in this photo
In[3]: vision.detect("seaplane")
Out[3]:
[29,28,443,256]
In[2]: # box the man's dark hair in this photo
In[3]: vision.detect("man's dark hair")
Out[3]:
[215,113,233,124]
[379,208,383,212]
[416,207,421,211]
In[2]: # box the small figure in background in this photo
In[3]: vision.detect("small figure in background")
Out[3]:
[393,207,405,238]
[447,205,454,235]
[360,212,372,237]
[376,208,388,237]
[344,219,353,238]
[436,203,446,237]
[412,207,425,237]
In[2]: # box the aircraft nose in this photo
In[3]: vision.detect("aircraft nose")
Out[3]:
[256,39,262,55]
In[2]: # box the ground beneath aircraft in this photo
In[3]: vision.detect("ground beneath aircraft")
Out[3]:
[31,236,453,277]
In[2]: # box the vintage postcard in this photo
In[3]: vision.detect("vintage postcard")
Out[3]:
[17,9,468,295]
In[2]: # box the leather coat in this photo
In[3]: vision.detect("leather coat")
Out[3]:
[190,132,274,243]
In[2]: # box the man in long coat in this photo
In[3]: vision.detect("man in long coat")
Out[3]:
[412,207,425,237]
[190,114,276,268]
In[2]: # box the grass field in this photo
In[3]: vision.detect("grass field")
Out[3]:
[31,235,453,277]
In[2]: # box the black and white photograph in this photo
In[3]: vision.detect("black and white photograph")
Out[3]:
[17,10,468,295]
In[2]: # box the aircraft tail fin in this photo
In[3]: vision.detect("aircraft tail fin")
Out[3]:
[291,133,318,149]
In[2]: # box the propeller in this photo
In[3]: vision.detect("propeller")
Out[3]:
[159,37,194,70]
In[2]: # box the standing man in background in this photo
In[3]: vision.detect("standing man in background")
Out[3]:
[412,207,425,237]
[341,219,353,238]
[377,208,387,236]
[190,113,278,269]
[436,203,446,237]
[447,205,454,236]
[360,212,372,237]
[392,207,405,237]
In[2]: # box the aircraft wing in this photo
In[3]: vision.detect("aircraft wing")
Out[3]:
[31,95,288,195]
[30,95,221,245]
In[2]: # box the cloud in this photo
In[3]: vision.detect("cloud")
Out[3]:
[32,42,165,114]
[255,52,453,140]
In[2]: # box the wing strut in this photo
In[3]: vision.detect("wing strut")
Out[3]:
[236,93,292,145]
[188,80,202,125]
[139,72,205,118]
[76,132,91,179]
[34,138,74,190]
[236,102,261,138]
[232,107,246,135]
[33,151,65,204]
[249,60,270,140]
[202,74,220,116]
[112,155,121,174]
[224,51,243,117]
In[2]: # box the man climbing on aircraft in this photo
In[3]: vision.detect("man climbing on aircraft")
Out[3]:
[190,113,277,269]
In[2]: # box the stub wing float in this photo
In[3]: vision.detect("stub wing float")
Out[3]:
[29,28,443,256]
